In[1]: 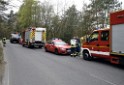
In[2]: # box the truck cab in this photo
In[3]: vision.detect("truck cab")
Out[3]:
[82,10,124,65]
[82,29,110,60]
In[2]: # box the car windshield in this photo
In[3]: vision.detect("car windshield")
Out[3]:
[11,34,20,39]
[54,41,67,45]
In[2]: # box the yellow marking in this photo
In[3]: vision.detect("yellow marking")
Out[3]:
[42,31,46,42]
[99,46,109,48]
[30,30,35,39]
[83,45,109,48]
[111,52,124,56]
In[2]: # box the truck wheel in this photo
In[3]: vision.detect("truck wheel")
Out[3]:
[31,45,34,48]
[22,44,25,47]
[39,46,42,48]
[83,51,92,60]
[55,49,59,55]
[10,40,13,43]
[27,44,31,48]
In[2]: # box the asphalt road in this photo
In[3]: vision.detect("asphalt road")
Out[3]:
[3,41,124,85]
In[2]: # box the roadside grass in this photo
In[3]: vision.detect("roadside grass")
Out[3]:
[0,42,4,63]
[0,41,5,85]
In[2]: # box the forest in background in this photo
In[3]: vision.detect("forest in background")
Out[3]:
[0,0,122,42]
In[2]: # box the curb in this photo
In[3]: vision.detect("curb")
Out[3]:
[0,41,9,85]
[2,58,9,85]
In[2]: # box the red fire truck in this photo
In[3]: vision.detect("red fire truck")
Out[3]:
[82,10,124,65]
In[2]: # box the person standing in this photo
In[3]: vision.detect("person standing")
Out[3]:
[75,36,81,54]
[2,37,6,47]
[70,38,77,56]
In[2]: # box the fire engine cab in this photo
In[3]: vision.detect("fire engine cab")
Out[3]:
[82,10,124,65]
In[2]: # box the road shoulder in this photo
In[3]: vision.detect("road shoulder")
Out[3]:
[0,41,6,85]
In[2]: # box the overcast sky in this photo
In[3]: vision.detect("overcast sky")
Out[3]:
[5,0,124,13]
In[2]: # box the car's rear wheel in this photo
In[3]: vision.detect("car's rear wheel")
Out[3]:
[39,46,42,48]
[45,47,48,52]
[22,44,25,47]
[55,49,59,55]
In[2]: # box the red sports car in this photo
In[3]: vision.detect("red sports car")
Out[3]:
[45,39,71,55]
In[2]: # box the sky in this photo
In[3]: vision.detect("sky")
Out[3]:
[5,0,124,14]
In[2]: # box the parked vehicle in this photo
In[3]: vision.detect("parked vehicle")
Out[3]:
[45,39,71,55]
[81,10,124,65]
[22,27,46,48]
[10,33,20,43]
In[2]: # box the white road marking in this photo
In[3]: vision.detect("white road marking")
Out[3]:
[90,73,117,85]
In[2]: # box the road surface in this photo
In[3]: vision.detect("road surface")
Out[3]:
[3,41,124,85]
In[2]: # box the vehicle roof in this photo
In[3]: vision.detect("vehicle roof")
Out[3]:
[110,10,124,15]
[94,28,110,32]
[11,32,19,34]
[52,39,63,42]
[51,38,64,42]
[36,27,46,31]
[24,27,46,32]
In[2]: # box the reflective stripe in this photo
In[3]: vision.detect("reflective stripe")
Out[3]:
[42,31,46,42]
[90,51,110,56]
[30,30,35,39]
[111,52,124,56]
[83,45,109,49]
[32,30,35,36]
